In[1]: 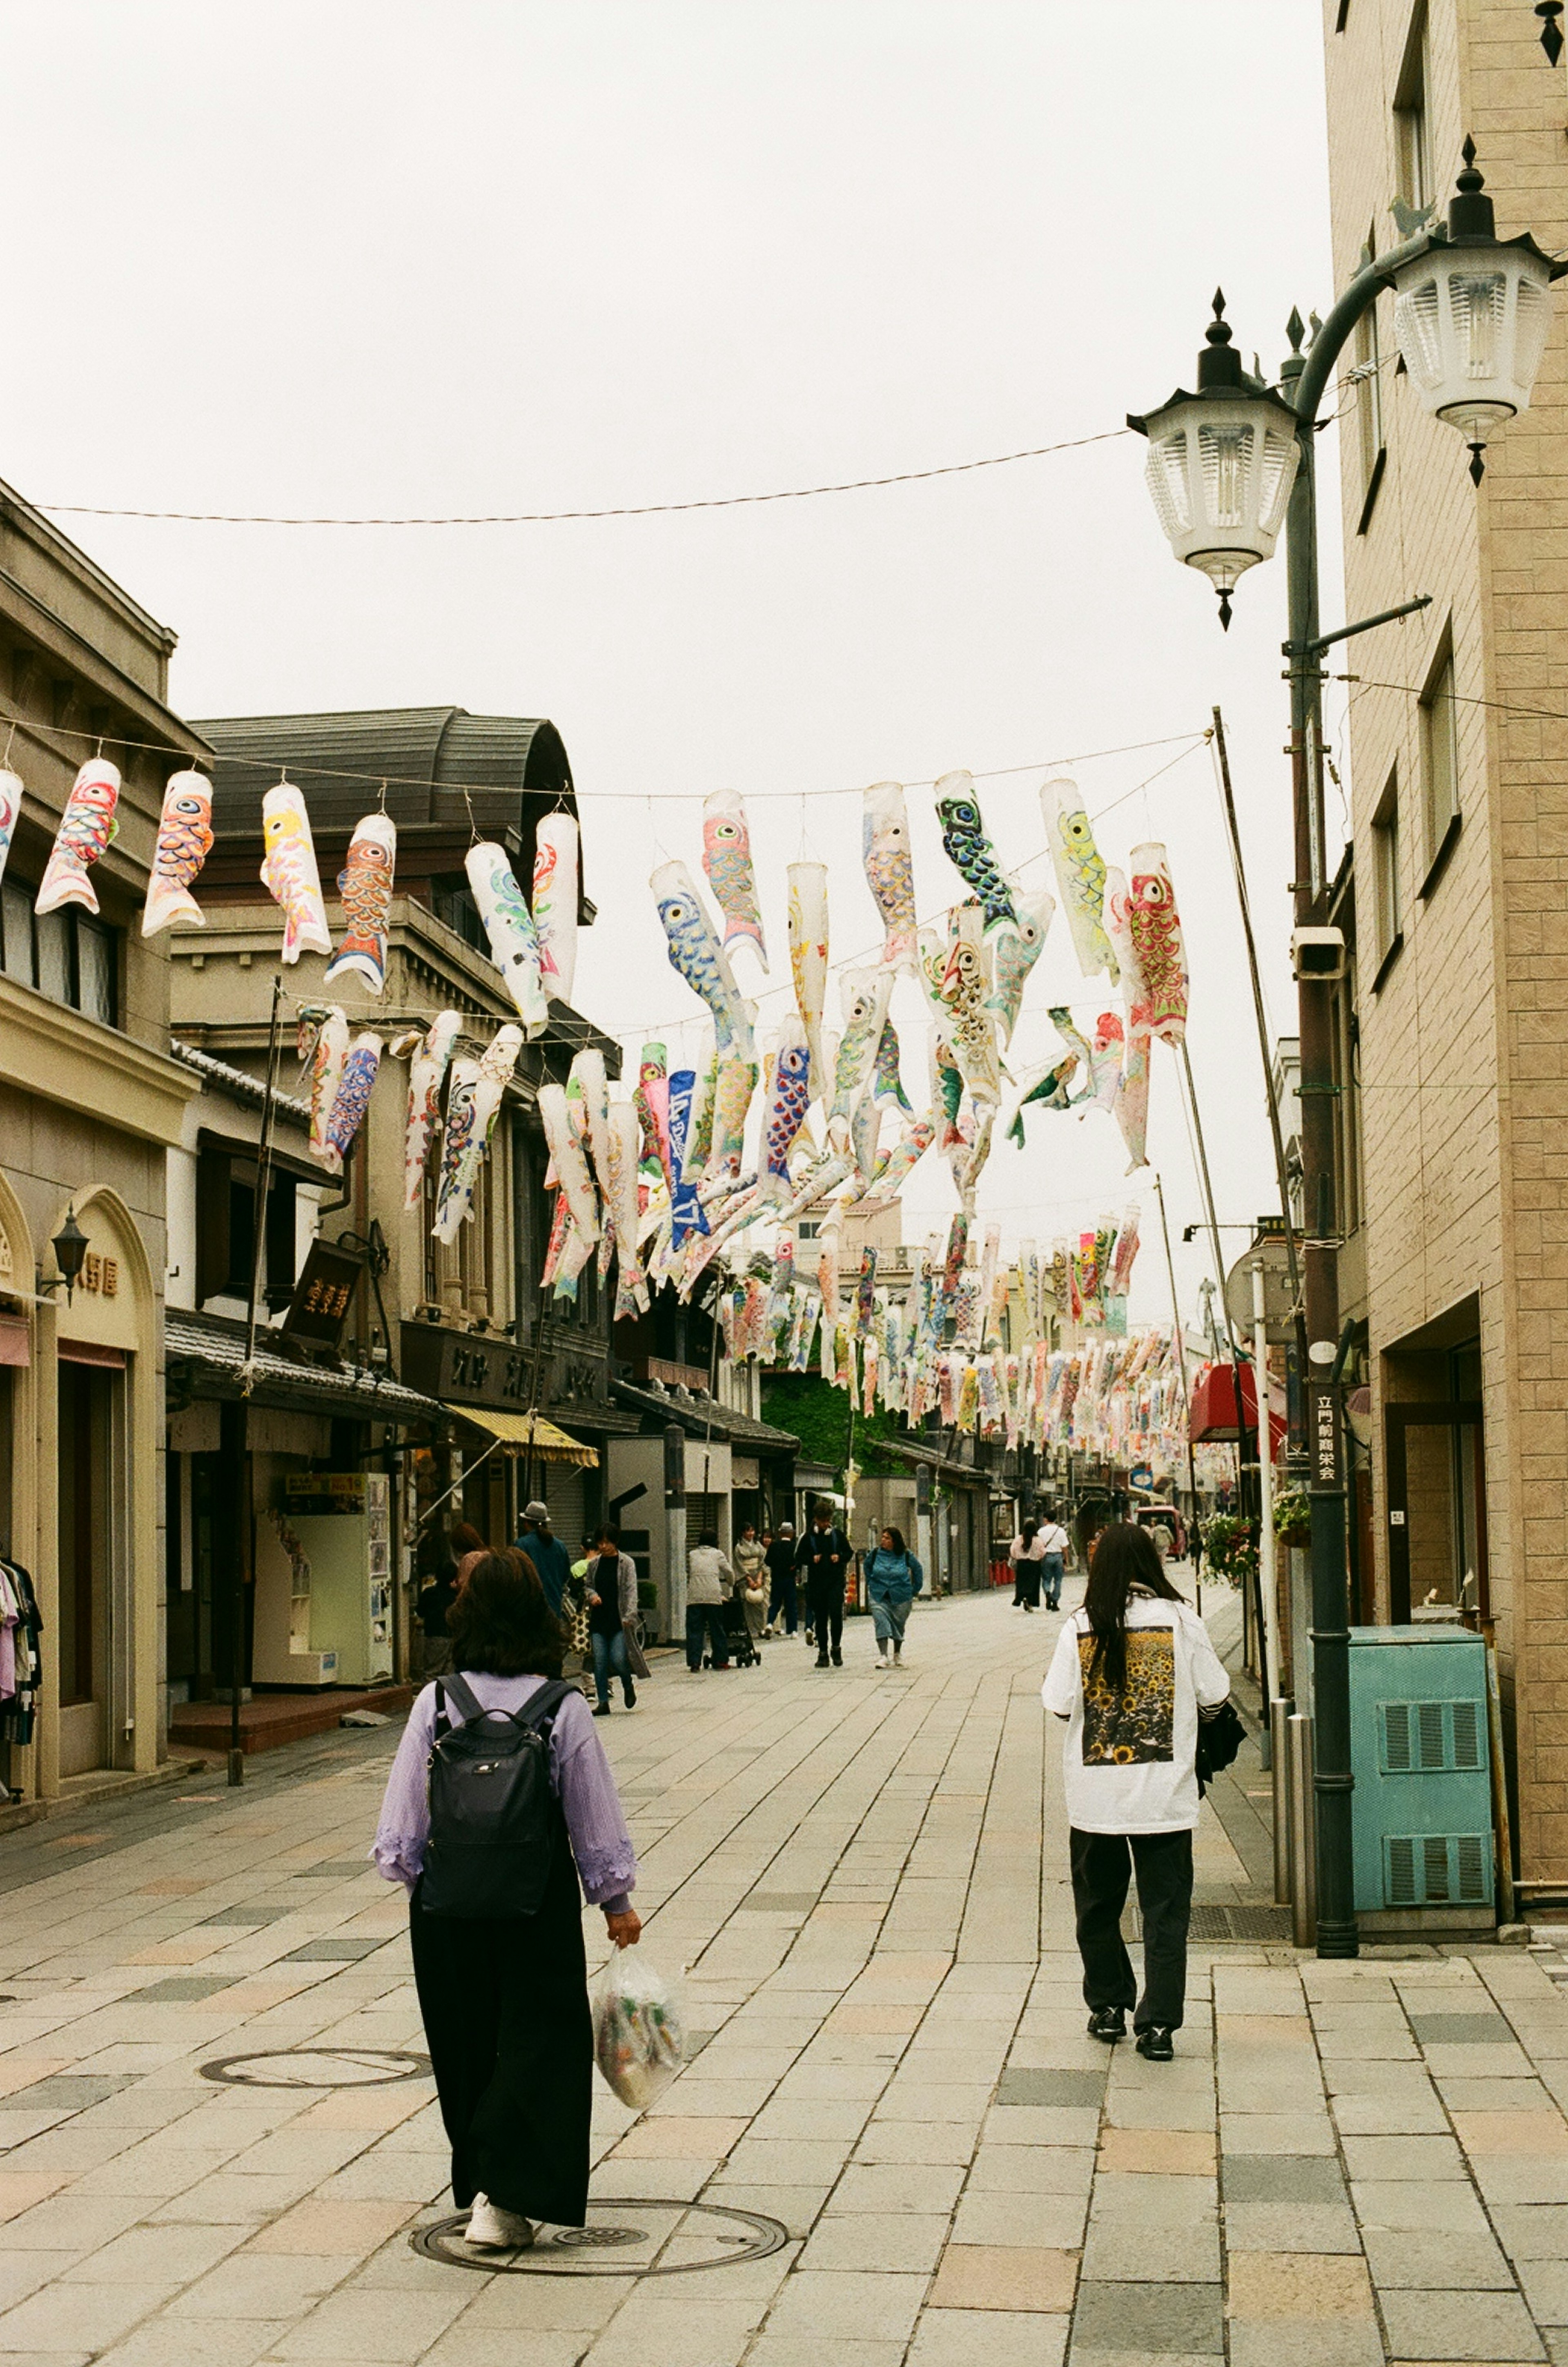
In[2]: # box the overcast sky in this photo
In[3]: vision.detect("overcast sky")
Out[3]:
[1,3,1353,1333]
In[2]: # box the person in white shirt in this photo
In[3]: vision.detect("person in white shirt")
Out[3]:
[1042,1522,1230,2061]
[1036,1511,1070,1611]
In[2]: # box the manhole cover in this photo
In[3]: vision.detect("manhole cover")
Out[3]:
[413,2196,788,2276]
[200,2048,432,2088]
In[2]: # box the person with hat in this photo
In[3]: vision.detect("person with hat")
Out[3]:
[515,1500,572,1620]
[764,1521,798,1637]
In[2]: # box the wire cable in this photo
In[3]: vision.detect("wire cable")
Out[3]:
[31,428,1131,529]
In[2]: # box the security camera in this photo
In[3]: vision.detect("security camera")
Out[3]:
[1291,926,1347,982]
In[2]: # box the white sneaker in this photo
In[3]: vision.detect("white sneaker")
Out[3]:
[466,2193,536,2250]
[875,1653,889,1669]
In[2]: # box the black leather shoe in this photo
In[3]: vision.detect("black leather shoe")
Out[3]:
[815,1654,830,1668]
[1136,2024,1174,2061]
[592,1705,610,1717]
[623,1681,636,1709]
[831,1649,842,1666]
[1087,2006,1127,2043]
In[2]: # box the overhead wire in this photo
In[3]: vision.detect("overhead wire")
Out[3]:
[32,428,1131,528]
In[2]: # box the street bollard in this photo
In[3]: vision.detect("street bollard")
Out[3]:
[1289,1712,1317,1948]
[1271,1696,1294,1908]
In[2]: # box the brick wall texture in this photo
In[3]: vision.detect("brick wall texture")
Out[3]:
[1323,0,1568,1883]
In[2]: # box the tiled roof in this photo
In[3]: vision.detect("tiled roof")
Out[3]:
[609,1377,799,1454]
[165,1308,448,1427]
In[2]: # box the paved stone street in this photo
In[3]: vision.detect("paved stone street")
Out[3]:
[3,1586,1568,2366]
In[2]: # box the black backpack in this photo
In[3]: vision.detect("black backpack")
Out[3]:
[420,1672,575,1919]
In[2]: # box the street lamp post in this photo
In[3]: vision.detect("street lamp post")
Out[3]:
[1131,148,1564,1957]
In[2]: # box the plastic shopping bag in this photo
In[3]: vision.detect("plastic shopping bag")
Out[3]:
[592,1950,686,2110]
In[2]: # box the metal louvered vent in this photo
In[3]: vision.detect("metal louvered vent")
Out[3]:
[1452,1700,1481,1769]
[1379,1700,1482,1772]
[1383,1831,1493,1907]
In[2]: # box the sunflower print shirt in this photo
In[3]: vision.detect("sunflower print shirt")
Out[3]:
[1078,1629,1175,1765]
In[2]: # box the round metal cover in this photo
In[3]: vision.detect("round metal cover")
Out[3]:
[200,2048,432,2089]
[412,2197,788,2276]
[1224,1237,1300,1347]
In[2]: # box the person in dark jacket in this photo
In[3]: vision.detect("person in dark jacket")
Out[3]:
[764,1522,798,1636]
[795,1503,851,1668]
[415,1522,487,1679]
[514,1500,572,1618]
[584,1525,639,1716]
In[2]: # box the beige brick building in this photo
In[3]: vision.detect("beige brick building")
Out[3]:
[1323,0,1568,1890]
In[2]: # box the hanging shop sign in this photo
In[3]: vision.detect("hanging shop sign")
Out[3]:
[399,1318,533,1409]
[280,1239,364,1353]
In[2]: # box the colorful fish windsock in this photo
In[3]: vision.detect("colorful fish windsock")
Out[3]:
[38,758,120,917]
[666,1069,710,1247]
[473,1023,524,1146]
[986,886,1054,1046]
[635,1043,674,1195]
[817,1211,842,1331]
[871,1015,912,1111]
[401,1010,462,1209]
[1109,1207,1141,1298]
[539,1080,601,1246]
[871,1112,935,1200]
[299,1004,350,1163]
[433,1059,481,1241]
[706,1048,757,1184]
[702,790,766,972]
[1126,842,1189,1044]
[829,965,894,1143]
[532,811,579,1005]
[937,921,1002,1107]
[258,784,331,961]
[1103,867,1153,1035]
[760,1016,811,1204]
[0,766,19,892]
[786,859,829,1085]
[324,812,397,995]
[651,857,750,1052]
[856,1246,878,1330]
[1114,1027,1152,1173]
[606,1098,648,1319]
[568,1048,615,1224]
[142,769,214,936]
[861,781,918,971]
[935,771,1016,932]
[323,1030,382,1172]
[467,840,549,1037]
[850,1090,882,1190]
[1044,778,1117,983]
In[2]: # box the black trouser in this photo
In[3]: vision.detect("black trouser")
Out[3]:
[410,1839,592,2224]
[768,1570,797,1633]
[685,1603,730,1669]
[808,1577,843,1658]
[1013,1560,1040,1608]
[1069,1826,1193,2030]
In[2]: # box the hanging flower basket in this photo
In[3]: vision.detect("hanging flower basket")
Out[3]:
[1272,1487,1312,1549]
[1201,1512,1258,1586]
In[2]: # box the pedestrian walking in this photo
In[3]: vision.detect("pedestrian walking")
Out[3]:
[764,1522,798,1635]
[1037,1509,1070,1611]
[863,1525,923,1668]
[685,1531,734,1670]
[796,1502,851,1668]
[732,1523,768,1640]
[584,1526,640,1716]
[414,1522,487,1679]
[514,1500,572,1619]
[1042,1522,1229,2062]
[1009,1516,1047,1611]
[372,1551,640,2249]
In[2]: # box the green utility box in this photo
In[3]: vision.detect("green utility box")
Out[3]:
[1348,1625,1494,1926]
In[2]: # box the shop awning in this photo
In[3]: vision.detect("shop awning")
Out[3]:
[451,1406,599,1467]
[1189,1360,1286,1453]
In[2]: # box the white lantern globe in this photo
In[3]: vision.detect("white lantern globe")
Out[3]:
[1128,294,1301,628]
[1388,143,1566,481]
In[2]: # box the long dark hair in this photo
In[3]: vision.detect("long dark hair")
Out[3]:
[880,1525,906,1557]
[1020,1517,1038,1550]
[1084,1522,1183,1694]
[447,1551,568,1676]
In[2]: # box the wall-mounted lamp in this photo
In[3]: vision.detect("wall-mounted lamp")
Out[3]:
[40,1207,90,1304]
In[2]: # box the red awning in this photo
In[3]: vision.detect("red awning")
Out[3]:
[1189,1361,1286,1453]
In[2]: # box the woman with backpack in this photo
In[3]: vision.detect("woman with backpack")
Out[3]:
[373,1552,639,2251]
[1042,1522,1229,2063]
[863,1525,923,1669]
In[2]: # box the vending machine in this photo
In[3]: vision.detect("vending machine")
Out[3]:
[283,1473,394,1686]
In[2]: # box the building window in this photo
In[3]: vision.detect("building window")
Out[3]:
[196,1146,297,1308]
[1420,644,1461,865]
[0,879,118,1026]
[1394,7,1430,211]
[1352,278,1385,530]
[1372,771,1401,965]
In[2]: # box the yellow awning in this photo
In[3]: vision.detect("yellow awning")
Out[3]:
[449,1405,599,1467]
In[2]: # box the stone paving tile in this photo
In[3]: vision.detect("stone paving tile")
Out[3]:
[1070,2278,1224,2355]
[1376,2289,1546,2362]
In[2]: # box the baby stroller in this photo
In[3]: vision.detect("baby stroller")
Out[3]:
[719,1590,762,1668]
